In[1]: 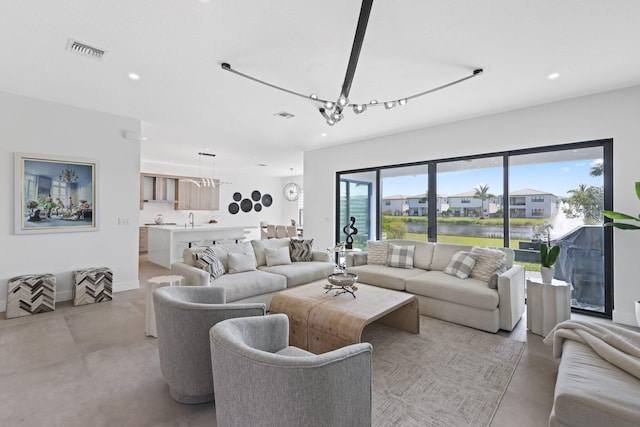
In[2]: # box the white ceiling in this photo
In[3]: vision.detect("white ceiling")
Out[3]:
[2,0,640,177]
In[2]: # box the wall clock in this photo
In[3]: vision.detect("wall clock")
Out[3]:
[283,182,300,201]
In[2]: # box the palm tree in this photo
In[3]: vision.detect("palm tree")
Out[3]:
[473,184,494,219]
[563,183,603,224]
[590,161,604,177]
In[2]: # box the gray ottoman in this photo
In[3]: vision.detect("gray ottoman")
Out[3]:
[73,267,113,306]
[6,274,56,319]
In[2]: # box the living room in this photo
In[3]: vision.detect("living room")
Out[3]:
[2,1,640,426]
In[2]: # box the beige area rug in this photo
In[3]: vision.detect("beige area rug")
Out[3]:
[363,316,525,427]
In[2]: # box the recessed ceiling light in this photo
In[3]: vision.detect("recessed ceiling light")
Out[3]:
[321,133,327,137]
[128,73,140,80]
[548,73,560,80]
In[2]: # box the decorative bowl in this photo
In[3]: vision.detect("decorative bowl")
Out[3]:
[327,272,358,287]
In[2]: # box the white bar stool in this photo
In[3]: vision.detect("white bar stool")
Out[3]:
[145,275,184,337]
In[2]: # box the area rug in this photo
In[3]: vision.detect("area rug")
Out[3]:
[363,316,525,427]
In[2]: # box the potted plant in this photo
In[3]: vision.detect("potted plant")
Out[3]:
[539,243,560,283]
[603,181,640,325]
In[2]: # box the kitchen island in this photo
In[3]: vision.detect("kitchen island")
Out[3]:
[147,225,256,268]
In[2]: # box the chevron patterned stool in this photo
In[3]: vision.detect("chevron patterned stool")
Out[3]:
[6,274,56,319]
[72,267,113,306]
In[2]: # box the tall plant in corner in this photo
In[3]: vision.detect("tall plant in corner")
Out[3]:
[603,181,640,326]
[603,182,640,230]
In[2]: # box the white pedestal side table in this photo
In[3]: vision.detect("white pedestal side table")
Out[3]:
[145,275,184,337]
[526,278,571,337]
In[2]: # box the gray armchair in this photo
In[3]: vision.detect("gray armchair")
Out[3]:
[153,286,265,404]
[209,313,372,427]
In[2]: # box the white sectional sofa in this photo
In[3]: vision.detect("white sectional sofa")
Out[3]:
[345,239,525,333]
[170,238,334,308]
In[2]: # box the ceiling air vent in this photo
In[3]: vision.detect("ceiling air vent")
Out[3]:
[274,111,295,119]
[66,39,107,61]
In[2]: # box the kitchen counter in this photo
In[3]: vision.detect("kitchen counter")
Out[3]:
[147,225,257,268]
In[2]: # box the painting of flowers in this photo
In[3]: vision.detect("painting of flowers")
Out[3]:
[15,153,97,234]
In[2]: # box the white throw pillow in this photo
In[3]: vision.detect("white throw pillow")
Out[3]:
[470,247,507,283]
[227,252,257,274]
[387,244,415,269]
[367,241,389,265]
[444,251,478,279]
[265,247,292,267]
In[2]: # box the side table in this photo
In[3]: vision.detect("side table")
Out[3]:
[146,275,184,337]
[526,278,571,337]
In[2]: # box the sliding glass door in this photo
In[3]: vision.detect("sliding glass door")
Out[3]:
[336,139,612,317]
[510,146,608,314]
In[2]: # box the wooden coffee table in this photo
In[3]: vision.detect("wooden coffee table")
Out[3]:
[270,280,419,354]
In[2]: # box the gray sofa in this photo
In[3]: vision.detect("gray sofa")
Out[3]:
[346,240,525,333]
[170,238,334,308]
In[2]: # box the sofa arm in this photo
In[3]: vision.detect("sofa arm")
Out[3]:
[346,251,368,267]
[311,250,330,263]
[170,262,210,286]
[497,264,526,331]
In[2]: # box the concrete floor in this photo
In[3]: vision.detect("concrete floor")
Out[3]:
[0,254,585,426]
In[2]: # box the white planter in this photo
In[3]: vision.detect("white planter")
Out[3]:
[635,301,640,327]
[540,266,555,283]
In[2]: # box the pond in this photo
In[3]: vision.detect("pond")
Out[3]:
[406,222,533,240]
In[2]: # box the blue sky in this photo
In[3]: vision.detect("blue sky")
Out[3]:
[382,160,603,198]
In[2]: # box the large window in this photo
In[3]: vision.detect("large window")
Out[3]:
[436,156,503,247]
[380,165,429,241]
[336,139,613,318]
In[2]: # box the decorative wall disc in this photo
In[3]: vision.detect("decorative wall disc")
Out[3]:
[228,202,239,214]
[233,192,242,202]
[262,194,273,207]
[240,199,252,212]
[251,190,261,201]
[254,203,262,212]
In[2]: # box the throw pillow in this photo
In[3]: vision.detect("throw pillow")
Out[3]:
[444,251,478,279]
[192,247,225,280]
[367,241,389,265]
[470,247,507,283]
[265,247,293,267]
[227,252,257,274]
[487,265,508,289]
[387,244,415,269]
[289,238,314,262]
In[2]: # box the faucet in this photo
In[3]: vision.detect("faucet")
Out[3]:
[188,212,194,228]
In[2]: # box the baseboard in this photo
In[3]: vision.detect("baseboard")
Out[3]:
[612,308,638,327]
[114,280,140,293]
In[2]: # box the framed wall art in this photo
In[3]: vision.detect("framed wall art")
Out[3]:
[15,153,98,234]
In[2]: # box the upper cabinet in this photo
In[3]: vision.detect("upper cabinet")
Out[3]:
[140,173,219,210]
[176,178,220,210]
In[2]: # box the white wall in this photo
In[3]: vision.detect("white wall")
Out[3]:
[304,84,640,326]
[0,91,140,311]
[140,161,303,240]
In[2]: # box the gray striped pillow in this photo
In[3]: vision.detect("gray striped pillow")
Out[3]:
[193,247,225,280]
[470,247,506,283]
[367,241,389,265]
